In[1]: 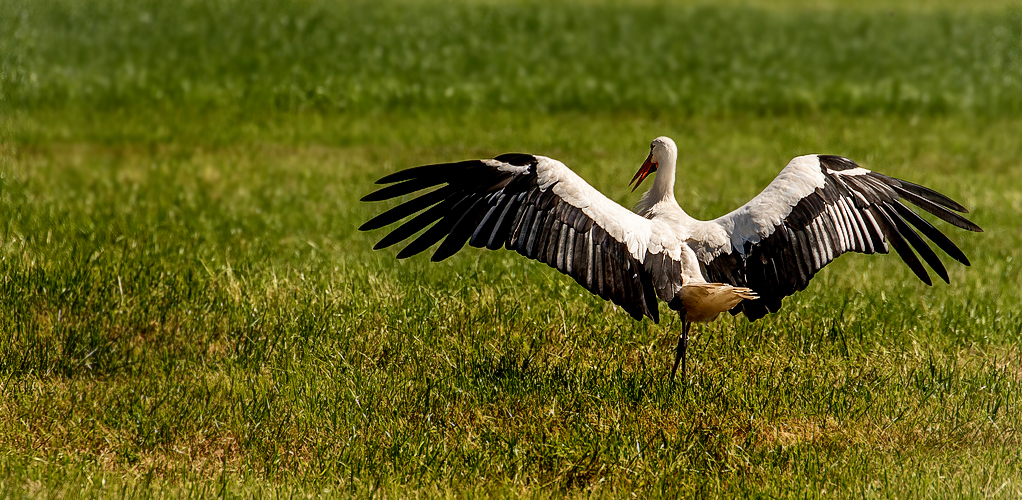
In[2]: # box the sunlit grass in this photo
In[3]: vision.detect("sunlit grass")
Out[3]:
[2,110,1021,497]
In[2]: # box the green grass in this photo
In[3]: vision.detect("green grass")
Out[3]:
[2,0,1022,497]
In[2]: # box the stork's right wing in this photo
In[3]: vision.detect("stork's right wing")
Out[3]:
[360,154,686,322]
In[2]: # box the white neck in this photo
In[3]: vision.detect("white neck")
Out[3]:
[634,140,679,216]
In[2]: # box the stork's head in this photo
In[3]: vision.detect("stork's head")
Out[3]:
[630,136,677,192]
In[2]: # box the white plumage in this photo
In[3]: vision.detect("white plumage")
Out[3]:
[361,136,981,380]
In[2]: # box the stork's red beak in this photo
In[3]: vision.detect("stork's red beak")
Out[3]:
[629,153,658,192]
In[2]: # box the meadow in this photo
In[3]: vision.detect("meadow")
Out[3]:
[1,0,1022,497]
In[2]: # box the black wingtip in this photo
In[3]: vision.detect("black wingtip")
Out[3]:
[960,219,984,233]
[375,167,421,185]
[429,251,452,262]
[900,179,970,213]
[870,205,933,287]
[395,246,419,259]
[915,263,933,286]
[361,189,397,202]
[893,185,984,233]
[360,216,390,232]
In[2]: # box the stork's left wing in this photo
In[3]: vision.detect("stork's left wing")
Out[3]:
[692,155,982,320]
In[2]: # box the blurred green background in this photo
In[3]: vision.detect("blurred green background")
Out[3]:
[4,0,1021,117]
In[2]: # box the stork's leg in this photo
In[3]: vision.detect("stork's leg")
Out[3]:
[670,320,691,382]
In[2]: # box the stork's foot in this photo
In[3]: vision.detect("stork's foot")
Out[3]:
[670,321,691,383]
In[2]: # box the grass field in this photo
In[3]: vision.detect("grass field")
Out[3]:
[2,0,1022,497]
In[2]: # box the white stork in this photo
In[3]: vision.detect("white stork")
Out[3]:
[360,137,981,380]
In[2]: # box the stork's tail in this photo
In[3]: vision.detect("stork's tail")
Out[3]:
[732,286,758,301]
[677,283,758,323]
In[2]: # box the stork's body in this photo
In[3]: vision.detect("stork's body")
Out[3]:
[360,137,981,380]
